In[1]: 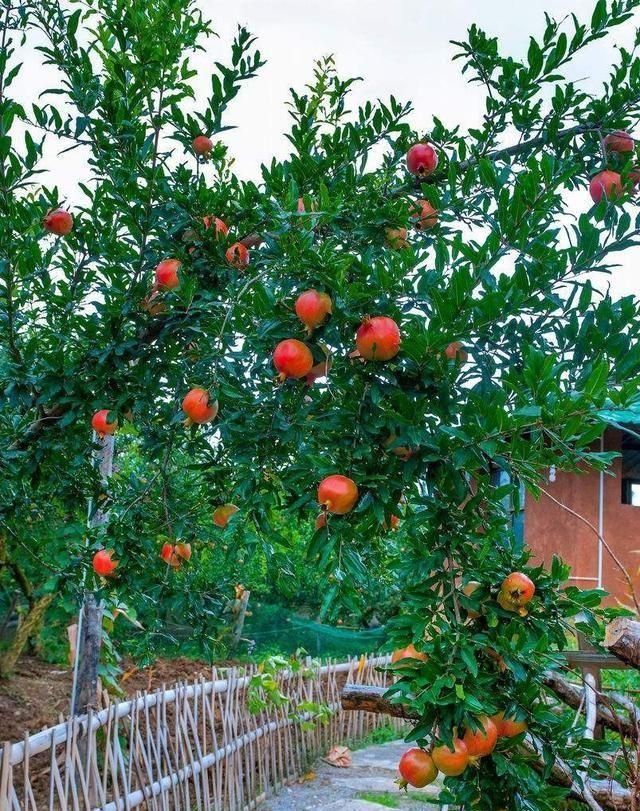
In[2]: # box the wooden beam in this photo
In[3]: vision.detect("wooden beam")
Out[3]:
[341,683,417,719]
[604,618,640,669]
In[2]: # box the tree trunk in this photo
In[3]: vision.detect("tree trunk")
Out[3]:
[0,593,54,677]
[71,592,103,715]
[604,618,640,669]
[230,589,250,652]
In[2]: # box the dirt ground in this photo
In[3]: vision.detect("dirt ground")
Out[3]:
[0,654,241,743]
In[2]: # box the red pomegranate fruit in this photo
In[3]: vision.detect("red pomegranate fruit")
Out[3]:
[182,388,219,425]
[398,748,438,788]
[589,169,622,203]
[295,290,332,333]
[93,549,118,577]
[406,143,439,176]
[273,339,314,380]
[43,208,73,236]
[317,474,359,514]
[356,316,401,361]
[91,409,118,436]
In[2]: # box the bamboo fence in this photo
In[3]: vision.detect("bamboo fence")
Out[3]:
[0,654,402,811]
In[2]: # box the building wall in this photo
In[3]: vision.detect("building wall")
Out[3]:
[524,429,639,606]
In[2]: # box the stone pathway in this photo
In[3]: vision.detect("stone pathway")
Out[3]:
[262,741,442,811]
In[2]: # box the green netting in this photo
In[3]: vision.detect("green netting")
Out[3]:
[244,604,388,657]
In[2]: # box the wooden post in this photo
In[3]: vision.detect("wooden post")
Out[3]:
[230,588,250,652]
[71,432,114,716]
[72,591,104,714]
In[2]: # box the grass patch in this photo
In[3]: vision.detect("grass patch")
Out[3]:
[357,790,401,808]
[350,721,401,750]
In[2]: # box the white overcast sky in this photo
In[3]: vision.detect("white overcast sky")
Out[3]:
[15,0,640,298]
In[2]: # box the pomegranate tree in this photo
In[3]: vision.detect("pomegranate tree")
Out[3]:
[1,2,640,808]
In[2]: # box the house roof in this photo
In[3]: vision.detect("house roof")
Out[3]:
[599,402,640,427]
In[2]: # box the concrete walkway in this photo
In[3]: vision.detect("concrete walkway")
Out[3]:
[263,741,442,811]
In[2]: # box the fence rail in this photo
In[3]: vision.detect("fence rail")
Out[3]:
[0,654,401,811]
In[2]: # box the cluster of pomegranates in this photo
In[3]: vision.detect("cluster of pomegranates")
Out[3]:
[589,130,637,203]
[397,708,527,788]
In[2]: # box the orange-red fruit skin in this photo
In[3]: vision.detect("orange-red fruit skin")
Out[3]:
[431,738,470,777]
[273,339,314,379]
[314,512,327,530]
[406,143,439,176]
[411,199,438,230]
[182,388,219,424]
[604,130,634,154]
[391,643,427,663]
[317,474,359,515]
[93,549,118,577]
[444,341,468,362]
[155,259,181,290]
[43,208,73,236]
[226,242,249,269]
[491,711,528,738]
[91,409,117,436]
[589,169,622,203]
[398,748,438,788]
[213,504,239,528]
[462,716,498,758]
[192,135,213,156]
[501,571,535,598]
[356,316,401,361]
[203,216,228,237]
[295,290,332,331]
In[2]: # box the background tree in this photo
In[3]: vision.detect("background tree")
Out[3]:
[2,0,640,807]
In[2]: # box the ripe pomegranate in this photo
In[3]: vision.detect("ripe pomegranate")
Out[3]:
[273,339,314,380]
[462,716,498,759]
[317,474,359,514]
[383,434,415,461]
[398,748,438,789]
[203,215,229,238]
[406,143,439,176]
[356,316,401,361]
[295,290,332,333]
[589,169,622,203]
[43,208,73,236]
[91,409,118,436]
[410,199,438,230]
[155,258,181,290]
[182,388,219,425]
[192,135,213,156]
[604,130,634,154]
[431,738,469,777]
[491,711,527,738]
[444,341,468,362]
[385,226,409,249]
[226,242,249,269]
[497,572,536,616]
[93,549,118,577]
[213,504,239,528]
[174,543,191,561]
[391,643,427,663]
[161,542,192,567]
